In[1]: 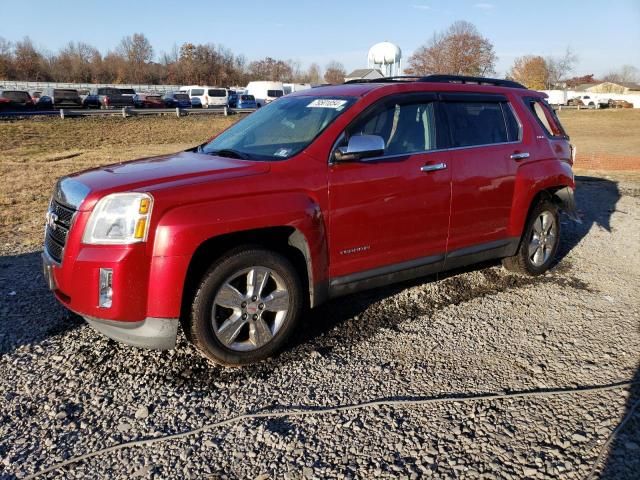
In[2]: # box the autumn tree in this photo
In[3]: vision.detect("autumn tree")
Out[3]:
[13,37,49,81]
[247,57,292,81]
[405,21,496,76]
[324,61,346,84]
[509,55,549,89]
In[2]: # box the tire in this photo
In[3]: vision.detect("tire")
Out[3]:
[188,247,303,366]
[502,200,560,276]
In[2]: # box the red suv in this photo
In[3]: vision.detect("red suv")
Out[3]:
[43,75,577,366]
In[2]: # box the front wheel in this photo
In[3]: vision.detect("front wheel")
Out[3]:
[188,248,303,366]
[502,200,560,276]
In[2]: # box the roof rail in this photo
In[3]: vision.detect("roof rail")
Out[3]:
[344,74,526,89]
[419,75,526,89]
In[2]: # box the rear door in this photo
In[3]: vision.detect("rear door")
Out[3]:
[328,93,452,279]
[442,93,525,255]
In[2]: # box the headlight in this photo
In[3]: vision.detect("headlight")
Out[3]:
[82,193,153,245]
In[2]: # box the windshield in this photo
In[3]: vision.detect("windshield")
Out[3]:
[201,96,355,160]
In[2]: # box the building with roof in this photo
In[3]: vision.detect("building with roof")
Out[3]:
[344,68,384,82]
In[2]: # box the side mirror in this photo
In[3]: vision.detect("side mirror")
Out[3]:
[334,135,385,162]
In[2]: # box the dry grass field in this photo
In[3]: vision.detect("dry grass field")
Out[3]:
[558,108,640,158]
[1,109,639,254]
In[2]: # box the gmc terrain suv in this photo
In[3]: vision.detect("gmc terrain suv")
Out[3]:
[43,75,577,366]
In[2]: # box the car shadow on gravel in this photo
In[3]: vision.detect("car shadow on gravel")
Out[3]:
[556,175,621,262]
[0,251,83,355]
[600,366,640,478]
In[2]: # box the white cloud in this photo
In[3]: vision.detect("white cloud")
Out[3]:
[474,2,495,9]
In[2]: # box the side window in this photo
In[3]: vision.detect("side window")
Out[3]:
[349,101,438,156]
[444,102,508,147]
[502,103,522,142]
[528,99,565,137]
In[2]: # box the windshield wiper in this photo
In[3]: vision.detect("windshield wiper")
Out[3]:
[206,149,251,160]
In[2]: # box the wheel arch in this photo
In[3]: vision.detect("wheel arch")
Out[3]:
[179,226,324,327]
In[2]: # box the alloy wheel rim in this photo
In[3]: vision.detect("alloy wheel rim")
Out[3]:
[528,211,557,267]
[211,267,289,352]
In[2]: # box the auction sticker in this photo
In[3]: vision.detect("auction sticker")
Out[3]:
[307,99,348,109]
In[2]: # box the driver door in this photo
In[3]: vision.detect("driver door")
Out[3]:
[328,94,452,281]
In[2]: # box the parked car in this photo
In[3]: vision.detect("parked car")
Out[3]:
[79,89,101,109]
[227,90,238,108]
[133,93,164,108]
[41,88,83,109]
[0,90,34,110]
[43,75,577,366]
[246,81,284,107]
[35,95,53,110]
[609,99,634,109]
[93,87,135,109]
[180,85,228,108]
[567,95,608,109]
[235,93,257,109]
[163,92,192,108]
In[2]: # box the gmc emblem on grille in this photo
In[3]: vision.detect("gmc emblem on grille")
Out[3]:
[46,211,59,231]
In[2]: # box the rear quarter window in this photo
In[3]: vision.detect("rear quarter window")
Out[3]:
[527,98,566,137]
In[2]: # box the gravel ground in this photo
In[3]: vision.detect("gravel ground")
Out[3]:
[1,175,639,479]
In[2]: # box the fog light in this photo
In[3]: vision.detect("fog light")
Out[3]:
[99,268,113,308]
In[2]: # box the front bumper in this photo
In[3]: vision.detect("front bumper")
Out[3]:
[42,248,180,350]
[83,315,178,350]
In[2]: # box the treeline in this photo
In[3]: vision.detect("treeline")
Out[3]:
[0,34,345,86]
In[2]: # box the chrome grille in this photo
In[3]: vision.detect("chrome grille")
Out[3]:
[44,201,76,263]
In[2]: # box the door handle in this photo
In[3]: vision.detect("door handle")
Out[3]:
[420,162,447,172]
[510,152,530,161]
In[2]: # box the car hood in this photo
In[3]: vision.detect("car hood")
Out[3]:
[66,151,270,211]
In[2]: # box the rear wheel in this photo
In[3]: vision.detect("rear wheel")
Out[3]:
[188,247,303,366]
[502,200,560,276]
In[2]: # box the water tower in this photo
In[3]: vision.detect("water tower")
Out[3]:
[367,42,402,77]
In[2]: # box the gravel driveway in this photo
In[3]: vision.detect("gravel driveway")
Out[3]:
[1,175,639,479]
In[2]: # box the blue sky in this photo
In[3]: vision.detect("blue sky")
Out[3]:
[2,0,639,77]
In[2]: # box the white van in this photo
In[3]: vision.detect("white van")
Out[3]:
[179,85,228,108]
[283,83,312,95]
[245,81,284,107]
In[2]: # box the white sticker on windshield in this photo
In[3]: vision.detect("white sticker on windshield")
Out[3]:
[307,99,348,109]
[274,148,290,157]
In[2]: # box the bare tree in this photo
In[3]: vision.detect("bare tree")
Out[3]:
[406,21,496,76]
[509,55,550,89]
[545,47,578,88]
[306,63,323,84]
[603,65,639,83]
[13,37,49,81]
[117,33,154,83]
[324,61,346,84]
[0,37,13,79]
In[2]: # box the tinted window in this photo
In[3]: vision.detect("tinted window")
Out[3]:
[502,103,521,142]
[208,89,226,97]
[175,93,190,100]
[190,89,205,96]
[445,102,508,147]
[53,89,80,99]
[349,100,438,155]
[2,91,30,102]
[267,90,284,98]
[119,88,136,95]
[241,95,255,101]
